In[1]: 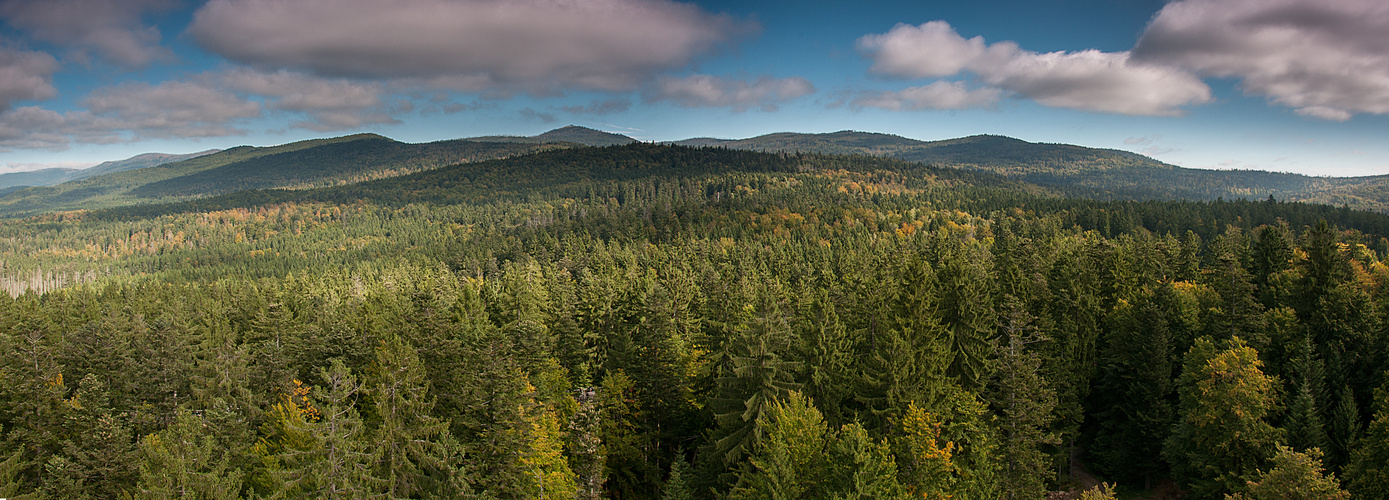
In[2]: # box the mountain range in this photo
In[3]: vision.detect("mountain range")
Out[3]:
[2,125,1388,218]
[0,150,220,191]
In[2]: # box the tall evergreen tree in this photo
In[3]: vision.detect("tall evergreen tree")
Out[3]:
[371,335,451,498]
[988,303,1058,500]
[135,408,243,500]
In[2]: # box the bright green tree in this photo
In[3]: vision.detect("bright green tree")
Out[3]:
[728,391,829,500]
[1227,446,1349,500]
[1165,337,1283,500]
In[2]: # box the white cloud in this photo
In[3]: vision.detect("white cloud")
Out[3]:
[218,69,400,131]
[0,48,58,108]
[0,0,176,68]
[647,74,814,111]
[188,0,753,93]
[858,21,987,78]
[851,81,1001,111]
[1133,0,1389,121]
[0,160,95,174]
[857,21,1212,115]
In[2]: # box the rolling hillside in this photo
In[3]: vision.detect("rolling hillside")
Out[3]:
[467,125,637,146]
[0,150,219,190]
[5,126,1389,218]
[676,131,1389,211]
[0,135,553,217]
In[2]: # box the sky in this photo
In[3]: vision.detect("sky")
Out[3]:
[0,0,1386,176]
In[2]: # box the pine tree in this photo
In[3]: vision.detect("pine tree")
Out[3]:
[312,359,382,499]
[988,303,1058,500]
[1092,289,1176,488]
[829,422,908,500]
[135,408,243,500]
[661,455,695,500]
[727,391,828,500]
[1344,376,1389,499]
[371,335,451,499]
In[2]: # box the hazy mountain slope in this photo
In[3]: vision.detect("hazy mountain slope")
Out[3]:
[74,150,222,180]
[680,130,1389,211]
[0,134,549,216]
[130,138,548,198]
[467,125,636,146]
[0,168,78,190]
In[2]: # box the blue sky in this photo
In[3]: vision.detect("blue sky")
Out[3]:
[0,0,1386,176]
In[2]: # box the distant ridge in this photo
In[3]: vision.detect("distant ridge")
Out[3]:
[77,150,221,180]
[468,125,636,147]
[0,149,220,190]
[7,126,1389,217]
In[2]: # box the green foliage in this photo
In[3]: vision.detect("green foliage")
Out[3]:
[135,408,243,500]
[728,391,829,500]
[1226,446,1349,500]
[3,142,1389,500]
[1345,376,1389,499]
[1165,337,1283,500]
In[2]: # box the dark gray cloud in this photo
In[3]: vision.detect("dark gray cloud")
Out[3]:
[188,0,753,93]
[0,0,176,68]
[219,69,400,131]
[646,74,814,111]
[0,79,262,151]
[857,21,1212,116]
[0,47,58,108]
[1133,0,1389,121]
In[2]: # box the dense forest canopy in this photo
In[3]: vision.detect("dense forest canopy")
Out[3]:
[1,143,1386,499]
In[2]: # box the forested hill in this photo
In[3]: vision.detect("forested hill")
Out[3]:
[676,131,1389,211]
[466,124,637,146]
[2,138,1388,499]
[0,150,219,190]
[0,135,552,217]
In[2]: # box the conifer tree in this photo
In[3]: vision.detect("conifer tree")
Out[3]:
[135,408,243,500]
[1344,376,1389,499]
[830,422,908,500]
[371,335,451,499]
[661,455,695,500]
[988,304,1058,500]
[312,359,382,498]
[1092,289,1176,488]
[727,391,828,500]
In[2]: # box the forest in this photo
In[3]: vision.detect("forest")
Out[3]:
[0,143,1386,499]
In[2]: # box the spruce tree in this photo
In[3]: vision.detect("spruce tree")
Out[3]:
[371,335,450,498]
[135,408,243,500]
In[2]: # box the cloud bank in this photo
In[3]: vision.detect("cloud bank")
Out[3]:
[0,0,176,68]
[857,21,1211,115]
[189,0,753,93]
[647,75,814,111]
[1133,0,1389,121]
[0,48,58,109]
[851,81,1001,111]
